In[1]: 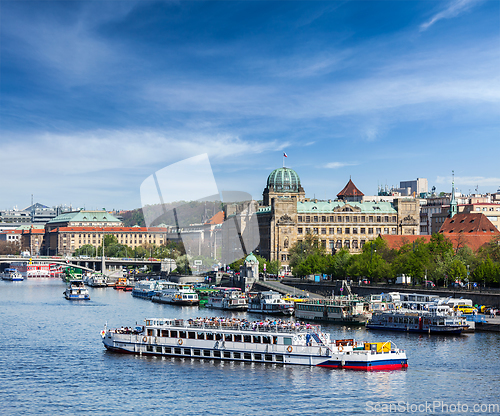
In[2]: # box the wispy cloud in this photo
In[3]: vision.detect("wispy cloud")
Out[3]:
[420,0,481,32]
[436,176,500,187]
[324,162,358,169]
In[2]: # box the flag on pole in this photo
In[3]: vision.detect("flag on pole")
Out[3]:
[283,152,288,157]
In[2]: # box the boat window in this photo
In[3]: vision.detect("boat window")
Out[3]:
[283,337,292,345]
[224,334,232,342]
[224,351,231,358]
[174,348,181,354]
[234,352,241,359]
[244,335,252,343]
[265,354,273,361]
[273,336,278,345]
[244,353,252,360]
[197,332,205,340]
[147,329,154,336]
[183,349,191,355]
[206,332,214,340]
[203,350,211,357]
[179,331,187,338]
[262,336,271,344]
[161,330,169,337]
[188,332,196,339]
[253,336,261,343]
[193,350,201,356]
[214,351,221,358]
[170,330,178,338]
[165,347,172,354]
[215,333,223,341]
[147,345,153,352]
[156,346,162,353]
[234,334,242,342]
[275,355,284,362]
[254,354,262,360]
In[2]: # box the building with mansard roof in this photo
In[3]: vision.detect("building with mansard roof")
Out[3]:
[256,166,420,274]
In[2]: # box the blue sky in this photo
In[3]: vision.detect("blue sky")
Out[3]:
[1,0,499,210]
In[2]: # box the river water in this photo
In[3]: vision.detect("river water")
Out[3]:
[1,279,499,415]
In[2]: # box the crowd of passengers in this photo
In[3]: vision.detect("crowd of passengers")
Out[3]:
[186,317,315,331]
[113,326,144,334]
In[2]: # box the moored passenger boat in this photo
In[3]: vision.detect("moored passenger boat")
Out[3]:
[87,273,107,287]
[101,317,408,370]
[151,282,199,306]
[295,298,370,326]
[206,288,248,310]
[64,280,90,300]
[1,268,24,281]
[367,304,468,334]
[248,291,294,315]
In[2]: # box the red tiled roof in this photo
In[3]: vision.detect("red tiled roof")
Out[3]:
[380,233,496,253]
[50,227,169,233]
[439,213,499,234]
[337,179,364,198]
[205,211,225,225]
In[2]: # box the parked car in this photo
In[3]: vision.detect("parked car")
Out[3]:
[361,279,370,285]
[424,280,435,288]
[454,304,477,314]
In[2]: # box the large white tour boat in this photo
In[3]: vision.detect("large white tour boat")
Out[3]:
[367,304,468,334]
[64,280,90,300]
[206,288,248,310]
[101,317,408,370]
[151,282,199,306]
[248,291,294,315]
[87,273,107,288]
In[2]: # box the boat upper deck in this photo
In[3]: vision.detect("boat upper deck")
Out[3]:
[143,317,323,334]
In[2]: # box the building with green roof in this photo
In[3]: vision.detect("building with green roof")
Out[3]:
[46,210,122,231]
[256,166,420,274]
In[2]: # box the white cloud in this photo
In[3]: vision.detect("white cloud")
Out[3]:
[325,162,358,169]
[420,0,481,32]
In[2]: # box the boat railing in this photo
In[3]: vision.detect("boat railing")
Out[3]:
[160,320,322,334]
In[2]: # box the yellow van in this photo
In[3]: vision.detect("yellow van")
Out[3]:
[454,304,476,314]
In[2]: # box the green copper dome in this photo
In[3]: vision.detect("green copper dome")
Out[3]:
[245,253,258,263]
[267,167,301,193]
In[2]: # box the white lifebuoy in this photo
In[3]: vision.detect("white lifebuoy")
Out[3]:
[142,336,147,342]
[287,346,293,353]
[178,339,183,345]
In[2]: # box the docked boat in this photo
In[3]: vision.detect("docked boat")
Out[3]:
[1,268,24,281]
[114,277,134,291]
[295,297,371,326]
[64,280,90,300]
[206,288,248,310]
[101,317,408,370]
[87,273,107,288]
[366,304,468,334]
[194,287,219,307]
[132,280,164,299]
[248,291,294,315]
[151,283,199,306]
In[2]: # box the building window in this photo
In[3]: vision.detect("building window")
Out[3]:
[376,228,382,234]
[329,228,334,234]
[298,216,302,222]
[345,228,350,234]
[313,216,318,223]
[336,240,342,248]
[360,240,366,247]
[321,228,326,234]
[361,216,365,222]
[384,227,389,234]
[360,228,366,234]
[353,228,358,234]
[353,216,357,223]
[305,228,311,234]
[337,216,342,222]
[313,228,318,234]
[337,228,342,234]
[392,228,397,234]
[344,240,350,248]
[392,216,397,222]
[369,216,373,222]
[329,216,334,222]
[345,216,350,222]
[368,228,374,234]
[352,240,359,249]
[298,228,303,234]
[329,241,334,249]
[376,216,381,222]
[305,216,310,222]
[384,216,389,222]
[321,240,326,248]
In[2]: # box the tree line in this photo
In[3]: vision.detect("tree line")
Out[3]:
[288,233,500,287]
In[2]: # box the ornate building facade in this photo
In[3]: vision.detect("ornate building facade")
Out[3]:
[257,167,420,273]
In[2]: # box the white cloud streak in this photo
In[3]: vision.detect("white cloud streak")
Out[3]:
[420,0,481,32]
[324,162,358,169]
[436,176,500,187]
